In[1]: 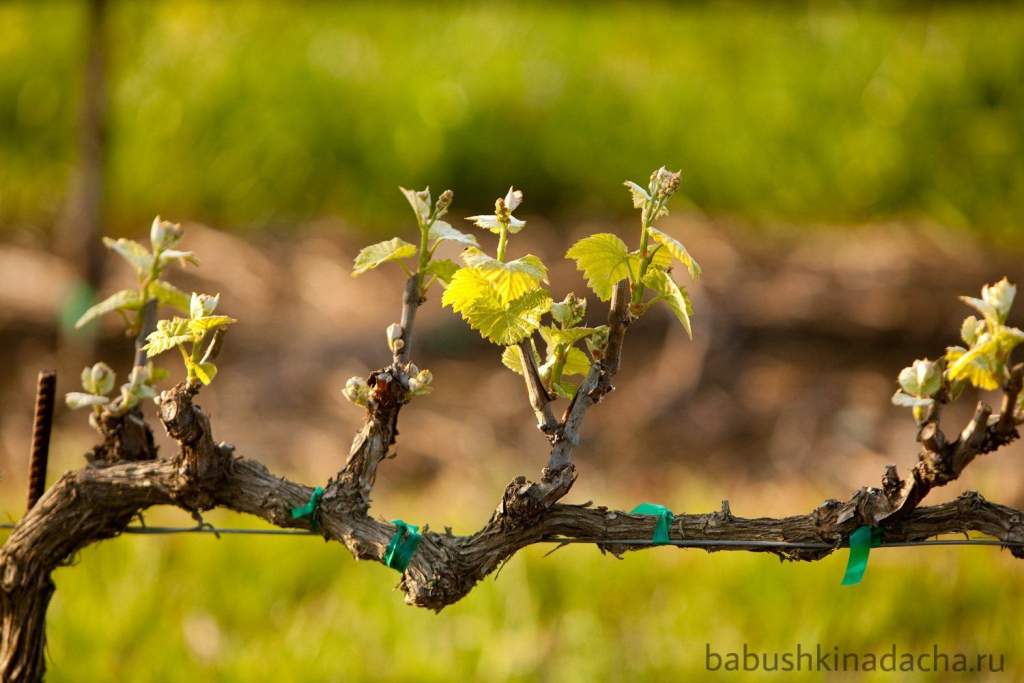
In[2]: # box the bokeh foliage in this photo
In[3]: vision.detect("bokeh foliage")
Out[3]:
[2,1,1024,238]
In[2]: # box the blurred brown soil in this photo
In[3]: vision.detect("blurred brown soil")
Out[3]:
[2,216,1024,520]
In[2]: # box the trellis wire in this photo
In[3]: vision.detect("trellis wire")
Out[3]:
[0,522,1020,548]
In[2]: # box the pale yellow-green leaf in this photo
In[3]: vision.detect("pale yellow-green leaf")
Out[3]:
[945,345,1000,390]
[623,180,650,209]
[647,226,701,280]
[193,362,218,385]
[352,237,417,276]
[428,221,478,249]
[441,267,493,315]
[103,237,153,274]
[443,269,551,345]
[891,391,934,408]
[561,346,593,377]
[565,233,632,301]
[145,318,192,357]
[960,296,1000,327]
[157,249,200,269]
[424,258,460,285]
[400,186,431,222]
[961,316,985,346]
[149,280,191,313]
[538,326,596,350]
[75,289,144,329]
[501,345,525,376]
[897,359,941,397]
[65,392,110,410]
[982,277,1016,322]
[460,248,548,303]
[643,269,693,338]
[187,315,236,336]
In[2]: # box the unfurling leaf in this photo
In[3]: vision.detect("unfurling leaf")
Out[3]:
[646,226,701,280]
[982,277,1016,323]
[65,392,110,410]
[193,362,218,386]
[352,237,417,276]
[560,347,593,377]
[465,214,526,234]
[400,186,432,223]
[538,325,596,348]
[551,293,587,327]
[82,362,116,396]
[150,216,184,252]
[190,292,220,319]
[961,316,985,347]
[565,233,632,301]
[157,248,199,269]
[102,237,153,274]
[428,221,478,249]
[891,391,935,424]
[424,258,459,285]
[585,325,610,359]
[342,376,370,407]
[623,181,650,209]
[960,296,1000,327]
[75,289,145,329]
[408,368,433,396]
[460,248,548,303]
[149,279,191,313]
[897,359,942,397]
[503,187,523,212]
[145,318,193,357]
[642,269,693,338]
[945,345,1001,391]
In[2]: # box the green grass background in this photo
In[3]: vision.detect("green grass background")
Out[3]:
[38,510,1022,681]
[2,1,1024,239]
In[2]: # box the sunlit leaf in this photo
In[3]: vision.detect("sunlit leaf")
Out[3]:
[193,362,218,386]
[443,268,551,345]
[65,392,110,410]
[897,359,941,397]
[400,186,431,223]
[647,226,701,280]
[424,258,460,285]
[623,180,650,209]
[150,280,191,313]
[642,268,693,338]
[891,391,935,408]
[428,220,478,249]
[538,326,596,349]
[460,248,548,303]
[75,289,144,329]
[565,233,632,301]
[102,237,153,274]
[352,237,417,276]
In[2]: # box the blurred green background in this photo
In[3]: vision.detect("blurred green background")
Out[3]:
[2,1,1024,239]
[4,1,1024,681]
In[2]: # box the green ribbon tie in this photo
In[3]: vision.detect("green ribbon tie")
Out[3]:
[631,503,675,545]
[290,486,324,532]
[384,520,422,572]
[60,279,96,333]
[841,525,883,586]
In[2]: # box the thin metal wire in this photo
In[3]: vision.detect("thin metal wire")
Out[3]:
[0,522,1021,548]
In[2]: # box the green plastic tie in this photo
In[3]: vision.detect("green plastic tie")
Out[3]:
[384,520,422,572]
[290,486,324,532]
[841,525,883,586]
[60,279,96,333]
[631,503,675,545]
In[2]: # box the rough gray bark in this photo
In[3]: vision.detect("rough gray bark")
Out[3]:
[2,276,1022,681]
